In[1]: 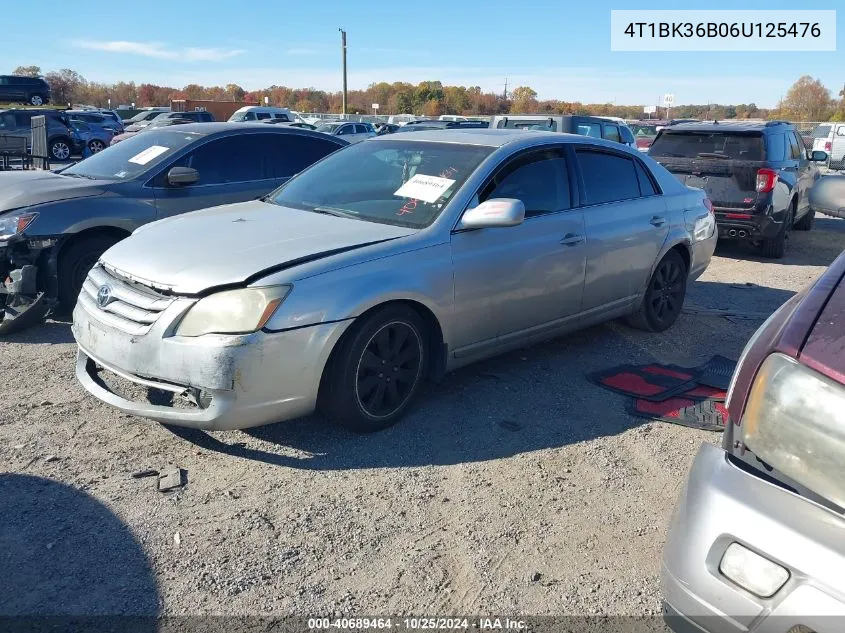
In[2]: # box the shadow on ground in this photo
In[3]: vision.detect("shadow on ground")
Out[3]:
[0,473,159,626]
[165,281,786,470]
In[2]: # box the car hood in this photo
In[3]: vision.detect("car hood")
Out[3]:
[800,262,845,386]
[100,200,419,294]
[0,170,107,212]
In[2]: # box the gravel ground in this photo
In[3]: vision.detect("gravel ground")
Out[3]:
[1,216,842,619]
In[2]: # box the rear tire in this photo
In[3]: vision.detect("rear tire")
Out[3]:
[319,305,429,433]
[49,138,71,161]
[88,139,106,153]
[29,94,43,106]
[793,206,814,231]
[760,206,792,259]
[57,235,123,307]
[626,249,688,333]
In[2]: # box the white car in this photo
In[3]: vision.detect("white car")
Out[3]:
[810,123,845,169]
[315,121,376,143]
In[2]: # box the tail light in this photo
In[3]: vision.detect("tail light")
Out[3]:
[755,168,778,193]
[825,141,832,152]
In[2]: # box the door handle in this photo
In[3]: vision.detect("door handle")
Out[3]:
[650,216,666,227]
[559,233,584,246]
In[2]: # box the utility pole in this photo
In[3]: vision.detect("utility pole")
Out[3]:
[503,78,509,100]
[339,28,347,116]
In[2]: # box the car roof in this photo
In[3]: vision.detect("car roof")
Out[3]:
[150,121,350,140]
[373,128,621,147]
[666,120,792,132]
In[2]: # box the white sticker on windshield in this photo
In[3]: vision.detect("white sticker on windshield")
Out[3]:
[393,174,456,204]
[127,145,170,165]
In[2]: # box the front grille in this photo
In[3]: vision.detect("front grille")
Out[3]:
[79,264,175,335]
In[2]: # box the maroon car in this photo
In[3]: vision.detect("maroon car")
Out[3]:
[661,247,845,631]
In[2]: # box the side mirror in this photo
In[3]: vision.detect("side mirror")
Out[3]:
[811,150,829,162]
[167,166,199,186]
[459,198,525,229]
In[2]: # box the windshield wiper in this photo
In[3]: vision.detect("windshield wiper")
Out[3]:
[62,172,97,179]
[696,152,731,159]
[311,206,359,219]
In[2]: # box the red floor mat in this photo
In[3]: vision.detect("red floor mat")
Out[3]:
[627,397,727,431]
[588,364,698,401]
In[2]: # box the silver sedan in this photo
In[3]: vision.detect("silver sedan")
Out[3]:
[72,129,717,432]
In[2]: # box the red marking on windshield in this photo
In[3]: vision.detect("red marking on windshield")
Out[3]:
[397,198,418,216]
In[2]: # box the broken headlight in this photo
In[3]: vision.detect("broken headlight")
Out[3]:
[175,285,291,337]
[0,211,38,240]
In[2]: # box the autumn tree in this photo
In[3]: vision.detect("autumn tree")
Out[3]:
[510,86,538,114]
[226,83,245,101]
[12,65,41,77]
[781,76,832,121]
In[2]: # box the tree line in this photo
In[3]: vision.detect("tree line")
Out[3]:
[11,66,845,122]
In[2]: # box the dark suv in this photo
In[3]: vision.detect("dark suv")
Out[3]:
[0,75,51,106]
[649,121,828,258]
[0,108,82,161]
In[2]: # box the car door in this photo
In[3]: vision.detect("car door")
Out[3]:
[150,133,278,219]
[6,78,26,100]
[336,123,358,142]
[450,147,587,352]
[574,147,669,312]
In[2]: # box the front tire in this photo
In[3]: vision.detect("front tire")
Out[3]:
[29,94,44,106]
[88,139,106,153]
[57,235,122,307]
[626,249,688,332]
[49,138,71,161]
[319,305,429,432]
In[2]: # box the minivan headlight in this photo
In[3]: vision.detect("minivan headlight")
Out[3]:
[175,285,291,337]
[741,353,845,508]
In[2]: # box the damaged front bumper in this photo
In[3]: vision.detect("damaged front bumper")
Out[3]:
[72,284,352,430]
[0,237,60,334]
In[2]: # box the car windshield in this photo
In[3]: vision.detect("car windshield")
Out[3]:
[649,131,765,160]
[631,124,658,137]
[269,139,493,228]
[316,123,342,133]
[812,125,832,138]
[497,118,557,132]
[229,112,251,122]
[62,129,202,180]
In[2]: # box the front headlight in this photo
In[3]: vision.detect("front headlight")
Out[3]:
[0,212,38,240]
[741,353,845,508]
[175,285,291,337]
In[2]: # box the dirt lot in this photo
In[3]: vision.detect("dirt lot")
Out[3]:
[1,217,843,618]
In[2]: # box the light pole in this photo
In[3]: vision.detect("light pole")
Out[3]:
[339,27,347,117]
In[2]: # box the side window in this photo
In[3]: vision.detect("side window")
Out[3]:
[603,125,621,143]
[355,124,370,134]
[787,132,802,160]
[576,150,641,205]
[837,126,845,137]
[337,125,354,135]
[274,113,291,121]
[634,160,658,196]
[620,126,635,145]
[0,77,7,85]
[766,133,787,162]
[479,149,570,217]
[576,122,602,138]
[266,134,343,178]
[256,112,271,120]
[244,112,256,121]
[790,132,805,160]
[170,135,272,185]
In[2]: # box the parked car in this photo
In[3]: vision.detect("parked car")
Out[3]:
[110,117,195,145]
[0,123,349,333]
[261,120,317,130]
[228,106,294,122]
[0,108,82,161]
[398,120,489,132]
[374,122,401,135]
[663,244,845,633]
[810,122,845,169]
[68,119,113,153]
[809,172,845,219]
[71,128,716,432]
[315,121,377,143]
[67,110,124,135]
[629,123,659,151]
[0,75,51,105]
[649,120,828,258]
[491,115,634,148]
[121,108,170,128]
[125,110,214,133]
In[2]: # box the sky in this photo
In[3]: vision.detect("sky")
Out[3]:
[5,0,843,107]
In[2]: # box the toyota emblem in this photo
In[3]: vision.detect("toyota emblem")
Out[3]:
[96,284,113,308]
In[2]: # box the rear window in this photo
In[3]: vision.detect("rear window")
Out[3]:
[812,125,832,138]
[649,131,765,161]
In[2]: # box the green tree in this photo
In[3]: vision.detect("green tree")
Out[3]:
[510,86,538,114]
